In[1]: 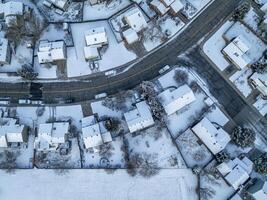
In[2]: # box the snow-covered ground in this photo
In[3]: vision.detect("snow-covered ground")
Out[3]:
[181,0,211,19]
[176,129,213,167]
[203,21,234,71]
[126,125,187,168]
[200,161,235,200]
[243,7,261,33]
[229,68,253,98]
[83,0,132,21]
[0,169,198,200]
[253,96,267,116]
[67,21,136,77]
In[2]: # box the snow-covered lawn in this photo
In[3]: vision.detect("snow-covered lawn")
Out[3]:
[243,7,261,33]
[200,161,235,200]
[81,136,125,168]
[205,103,229,127]
[0,169,198,200]
[176,129,213,168]
[203,21,234,71]
[229,67,253,98]
[159,16,185,38]
[33,59,58,79]
[67,21,136,77]
[181,0,211,19]
[83,0,132,21]
[0,43,33,73]
[126,125,187,168]
[253,96,267,116]
[0,134,34,169]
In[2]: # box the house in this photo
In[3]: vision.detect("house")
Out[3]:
[49,0,71,11]
[247,179,267,200]
[37,40,66,64]
[217,156,253,190]
[169,0,184,16]
[84,27,108,61]
[150,0,169,16]
[191,117,231,155]
[222,35,251,70]
[249,73,267,98]
[81,115,112,150]
[89,0,105,5]
[84,27,108,46]
[124,8,148,33]
[0,1,24,26]
[0,38,11,65]
[0,117,28,147]
[35,122,69,151]
[122,28,139,44]
[158,84,196,115]
[124,101,154,133]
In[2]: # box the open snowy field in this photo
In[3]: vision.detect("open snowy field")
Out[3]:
[0,169,198,200]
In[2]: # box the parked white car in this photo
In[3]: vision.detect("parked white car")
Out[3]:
[159,65,170,74]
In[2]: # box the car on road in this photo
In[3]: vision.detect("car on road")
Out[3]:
[159,65,170,74]
[95,93,107,99]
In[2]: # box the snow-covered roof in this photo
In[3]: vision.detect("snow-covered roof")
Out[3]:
[49,0,70,10]
[124,101,154,133]
[5,124,26,143]
[170,0,184,13]
[37,40,66,64]
[1,1,24,17]
[37,122,69,146]
[158,85,196,115]
[222,35,251,69]
[84,27,108,46]
[0,129,7,148]
[84,46,100,60]
[82,116,112,149]
[124,8,148,32]
[0,38,9,64]
[250,72,267,97]
[161,0,175,7]
[191,117,231,155]
[217,157,253,190]
[150,0,169,16]
[122,28,139,44]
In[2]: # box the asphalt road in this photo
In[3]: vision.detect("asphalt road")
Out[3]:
[0,0,241,103]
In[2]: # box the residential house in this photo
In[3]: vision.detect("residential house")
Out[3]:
[216,156,253,190]
[0,1,24,26]
[34,122,69,151]
[37,40,67,64]
[49,0,71,11]
[124,101,154,133]
[191,117,231,155]
[247,179,267,200]
[0,38,11,65]
[157,84,196,115]
[222,35,251,70]
[81,115,112,150]
[249,72,267,98]
[84,27,108,61]
[150,0,169,16]
[0,117,28,147]
[124,8,148,33]
[89,0,105,6]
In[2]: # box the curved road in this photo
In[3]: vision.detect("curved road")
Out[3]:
[0,0,240,103]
